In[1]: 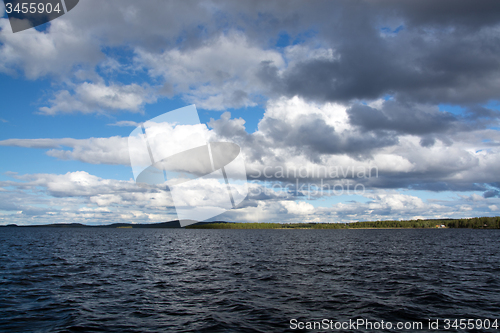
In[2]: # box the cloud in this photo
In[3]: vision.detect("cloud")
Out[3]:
[39,82,158,115]
[7,171,169,206]
[208,97,500,192]
[0,122,214,168]
[135,32,285,110]
[3,96,500,194]
[108,120,141,127]
[1,169,499,225]
[209,97,396,162]
[0,0,223,79]
[10,171,138,197]
[484,190,500,198]
[0,18,101,79]
[216,189,500,223]
[0,171,178,224]
[249,1,500,106]
[0,138,77,149]
[0,0,499,224]
[280,200,315,215]
[0,170,249,225]
[255,99,398,159]
[2,1,500,111]
[347,101,458,136]
[385,0,500,28]
[0,137,130,165]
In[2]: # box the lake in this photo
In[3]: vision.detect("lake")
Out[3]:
[1,228,499,332]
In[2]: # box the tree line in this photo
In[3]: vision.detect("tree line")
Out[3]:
[186,217,500,229]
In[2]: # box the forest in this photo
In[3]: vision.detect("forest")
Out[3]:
[186,217,500,229]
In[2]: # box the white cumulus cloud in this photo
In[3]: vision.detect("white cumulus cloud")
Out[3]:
[39,82,158,115]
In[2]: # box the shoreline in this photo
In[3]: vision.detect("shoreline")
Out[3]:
[2,216,499,229]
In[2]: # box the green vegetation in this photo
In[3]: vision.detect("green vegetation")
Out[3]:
[186,217,500,229]
[444,216,500,229]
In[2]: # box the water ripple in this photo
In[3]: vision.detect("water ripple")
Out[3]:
[1,228,499,332]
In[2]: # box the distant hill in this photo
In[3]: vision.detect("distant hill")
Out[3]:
[104,221,182,228]
[0,220,234,228]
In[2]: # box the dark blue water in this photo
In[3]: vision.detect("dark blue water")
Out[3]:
[1,228,499,332]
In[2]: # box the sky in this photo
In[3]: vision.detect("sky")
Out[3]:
[1,0,500,225]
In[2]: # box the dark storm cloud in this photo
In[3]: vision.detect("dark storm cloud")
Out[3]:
[30,0,500,107]
[484,190,500,199]
[384,0,500,28]
[264,34,500,105]
[210,110,399,165]
[368,177,488,192]
[347,101,457,135]
[346,100,500,139]
[252,0,500,106]
[257,114,397,160]
[465,105,500,120]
